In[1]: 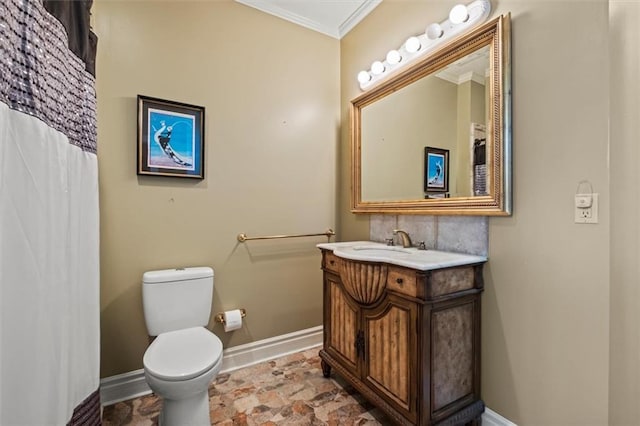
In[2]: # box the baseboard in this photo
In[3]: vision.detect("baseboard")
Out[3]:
[100,369,151,407]
[219,325,323,373]
[100,325,323,406]
[482,408,517,426]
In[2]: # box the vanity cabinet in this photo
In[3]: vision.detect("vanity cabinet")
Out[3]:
[319,248,485,425]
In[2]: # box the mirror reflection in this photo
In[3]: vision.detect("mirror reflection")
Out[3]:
[361,46,490,201]
[351,14,511,215]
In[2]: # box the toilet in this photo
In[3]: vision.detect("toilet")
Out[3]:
[142,267,223,425]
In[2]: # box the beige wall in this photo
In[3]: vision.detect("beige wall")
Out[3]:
[94,0,339,377]
[341,0,611,424]
[609,1,640,423]
[484,1,609,424]
[361,77,457,201]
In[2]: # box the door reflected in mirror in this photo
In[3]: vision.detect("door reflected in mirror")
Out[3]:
[351,15,511,215]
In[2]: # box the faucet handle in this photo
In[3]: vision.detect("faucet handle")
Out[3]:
[385,238,394,246]
[418,241,427,250]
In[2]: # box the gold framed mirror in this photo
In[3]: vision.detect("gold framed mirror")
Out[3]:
[351,14,511,215]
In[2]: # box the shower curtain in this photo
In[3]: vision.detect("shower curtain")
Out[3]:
[0,0,100,424]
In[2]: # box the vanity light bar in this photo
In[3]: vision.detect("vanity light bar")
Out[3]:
[357,0,491,90]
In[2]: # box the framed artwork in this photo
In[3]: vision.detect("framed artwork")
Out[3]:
[137,95,205,179]
[424,146,449,193]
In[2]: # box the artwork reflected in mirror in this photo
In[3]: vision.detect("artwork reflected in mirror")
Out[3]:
[351,14,511,215]
[425,147,449,195]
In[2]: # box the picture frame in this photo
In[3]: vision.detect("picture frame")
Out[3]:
[137,95,205,179]
[424,147,449,193]
[425,193,450,199]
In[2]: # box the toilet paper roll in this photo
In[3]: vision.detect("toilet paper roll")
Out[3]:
[223,309,243,332]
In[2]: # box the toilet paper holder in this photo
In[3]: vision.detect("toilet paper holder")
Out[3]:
[214,308,247,325]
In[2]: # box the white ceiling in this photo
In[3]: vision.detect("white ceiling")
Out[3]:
[234,0,382,39]
[435,45,490,85]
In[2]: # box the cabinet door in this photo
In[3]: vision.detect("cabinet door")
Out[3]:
[430,297,480,421]
[362,294,418,422]
[324,275,359,371]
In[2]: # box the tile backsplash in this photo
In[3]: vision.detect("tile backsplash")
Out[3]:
[369,215,488,257]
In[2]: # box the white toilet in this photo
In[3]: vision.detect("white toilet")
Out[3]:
[142,267,223,426]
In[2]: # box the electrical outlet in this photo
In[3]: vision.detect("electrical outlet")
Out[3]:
[575,193,598,224]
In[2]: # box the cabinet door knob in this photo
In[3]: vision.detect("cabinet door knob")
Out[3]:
[396,278,404,285]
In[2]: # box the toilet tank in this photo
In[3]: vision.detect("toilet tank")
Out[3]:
[142,267,214,336]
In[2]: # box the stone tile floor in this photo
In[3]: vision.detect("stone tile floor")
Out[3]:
[102,347,391,425]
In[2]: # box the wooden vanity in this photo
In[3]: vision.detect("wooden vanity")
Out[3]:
[318,243,486,425]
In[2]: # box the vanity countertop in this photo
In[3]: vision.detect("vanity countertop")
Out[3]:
[317,241,487,271]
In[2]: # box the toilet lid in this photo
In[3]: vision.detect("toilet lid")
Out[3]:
[143,327,223,381]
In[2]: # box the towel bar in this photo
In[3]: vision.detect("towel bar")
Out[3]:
[237,228,335,242]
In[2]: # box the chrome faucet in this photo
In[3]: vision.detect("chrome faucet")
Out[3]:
[393,229,413,248]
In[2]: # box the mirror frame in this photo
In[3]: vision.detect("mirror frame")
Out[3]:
[351,14,511,215]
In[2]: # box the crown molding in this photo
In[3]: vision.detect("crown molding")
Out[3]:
[338,0,382,38]
[235,0,381,39]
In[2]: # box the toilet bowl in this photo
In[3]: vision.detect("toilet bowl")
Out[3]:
[141,267,221,425]
[143,326,223,425]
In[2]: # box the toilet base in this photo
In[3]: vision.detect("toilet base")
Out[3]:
[159,389,210,426]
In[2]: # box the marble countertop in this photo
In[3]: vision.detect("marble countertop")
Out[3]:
[317,241,487,271]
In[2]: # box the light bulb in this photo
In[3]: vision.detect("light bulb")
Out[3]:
[357,70,371,84]
[371,61,385,75]
[405,36,421,53]
[386,50,401,65]
[449,4,469,24]
[426,23,443,40]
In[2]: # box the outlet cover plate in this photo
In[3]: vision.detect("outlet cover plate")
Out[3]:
[575,193,598,224]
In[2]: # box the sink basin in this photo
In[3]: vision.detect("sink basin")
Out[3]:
[321,241,487,271]
[345,245,413,259]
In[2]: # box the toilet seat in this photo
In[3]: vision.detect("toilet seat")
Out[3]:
[143,327,223,381]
